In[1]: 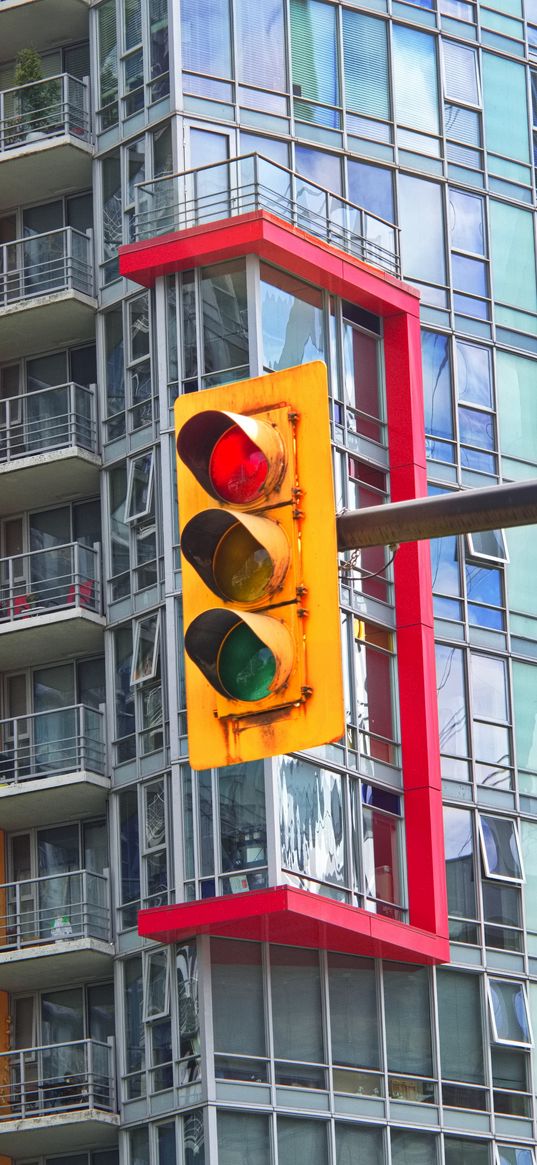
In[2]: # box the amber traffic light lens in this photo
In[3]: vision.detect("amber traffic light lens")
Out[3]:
[209,425,268,504]
[213,524,273,603]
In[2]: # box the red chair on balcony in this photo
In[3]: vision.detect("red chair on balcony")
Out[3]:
[13,595,31,617]
[66,579,94,609]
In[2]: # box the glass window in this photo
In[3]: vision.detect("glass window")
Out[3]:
[360,784,403,912]
[445,1140,490,1165]
[435,644,468,759]
[98,0,118,127]
[143,949,170,1020]
[104,306,125,436]
[342,10,390,120]
[335,1124,384,1164]
[449,189,485,254]
[211,939,265,1058]
[513,664,537,780]
[399,175,446,289]
[496,1148,535,1165]
[217,1112,270,1165]
[271,946,324,1064]
[490,201,537,315]
[384,964,433,1076]
[482,53,529,164]
[278,1118,328,1165]
[290,0,339,126]
[444,806,477,933]
[347,160,394,224]
[126,452,154,522]
[328,953,380,1070]
[478,814,523,882]
[131,613,160,684]
[421,331,454,457]
[279,756,345,889]
[470,654,508,722]
[393,25,439,135]
[456,341,492,408]
[487,979,532,1045]
[124,955,145,1098]
[467,530,507,563]
[443,40,480,104]
[219,761,267,891]
[497,350,537,472]
[201,261,248,379]
[391,1131,437,1165]
[261,264,324,371]
[437,969,485,1083]
[181,0,231,77]
[236,0,286,92]
[102,152,121,283]
[354,621,396,763]
[120,787,140,924]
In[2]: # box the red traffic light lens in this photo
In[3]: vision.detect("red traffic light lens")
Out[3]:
[209,425,268,504]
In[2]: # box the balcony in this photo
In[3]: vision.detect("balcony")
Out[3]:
[0,541,104,668]
[0,870,113,990]
[0,1039,118,1158]
[0,382,100,517]
[130,152,400,278]
[0,0,90,64]
[0,705,108,831]
[0,75,92,206]
[0,226,96,362]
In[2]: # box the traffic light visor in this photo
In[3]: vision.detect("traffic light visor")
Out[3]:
[176,410,286,506]
[181,509,290,605]
[184,608,294,702]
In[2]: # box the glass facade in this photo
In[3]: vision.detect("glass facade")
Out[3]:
[1,0,537,1161]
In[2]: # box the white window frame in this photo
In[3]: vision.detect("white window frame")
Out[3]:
[466,529,508,564]
[125,450,154,523]
[477,812,524,883]
[143,947,170,1022]
[486,977,533,1048]
[131,611,160,684]
[494,1145,536,1165]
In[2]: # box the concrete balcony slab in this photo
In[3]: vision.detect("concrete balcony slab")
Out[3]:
[0,937,114,992]
[0,772,110,831]
[0,137,92,211]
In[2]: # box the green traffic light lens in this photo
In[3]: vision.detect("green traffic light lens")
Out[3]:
[218,622,276,701]
[213,524,273,603]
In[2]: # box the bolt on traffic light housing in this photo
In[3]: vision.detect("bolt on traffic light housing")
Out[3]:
[174,362,344,770]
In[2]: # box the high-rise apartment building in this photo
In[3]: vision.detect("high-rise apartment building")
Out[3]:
[0,0,536,1162]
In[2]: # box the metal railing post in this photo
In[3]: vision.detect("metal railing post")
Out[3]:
[73,539,80,604]
[63,73,69,134]
[14,881,21,948]
[79,704,85,771]
[87,1040,95,1109]
[69,380,76,445]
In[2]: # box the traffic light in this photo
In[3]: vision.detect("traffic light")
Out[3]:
[174,361,343,769]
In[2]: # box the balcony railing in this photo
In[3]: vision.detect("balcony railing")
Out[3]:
[0,74,90,152]
[0,226,94,306]
[0,541,101,622]
[134,152,400,278]
[0,870,111,950]
[0,1038,115,1120]
[0,704,105,784]
[0,382,98,463]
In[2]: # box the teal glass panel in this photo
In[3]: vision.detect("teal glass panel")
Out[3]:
[290,0,339,125]
[513,661,537,773]
[483,53,529,163]
[490,201,537,313]
[393,25,439,134]
[520,819,537,933]
[497,350,537,470]
[342,10,390,119]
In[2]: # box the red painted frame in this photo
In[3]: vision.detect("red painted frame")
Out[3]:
[120,210,450,965]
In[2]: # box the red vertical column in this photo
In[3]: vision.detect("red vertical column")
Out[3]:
[383,310,449,941]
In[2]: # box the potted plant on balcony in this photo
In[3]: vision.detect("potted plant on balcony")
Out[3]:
[13,48,58,142]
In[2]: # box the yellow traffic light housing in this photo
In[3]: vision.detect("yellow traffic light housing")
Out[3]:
[175,361,344,769]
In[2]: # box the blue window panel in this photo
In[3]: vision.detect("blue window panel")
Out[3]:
[399,174,446,286]
[181,0,231,77]
[452,255,488,297]
[347,160,394,222]
[449,189,485,255]
[456,342,493,407]
[393,25,439,135]
[431,533,461,596]
[421,330,453,441]
[236,0,286,91]
[342,9,390,121]
[458,405,494,451]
